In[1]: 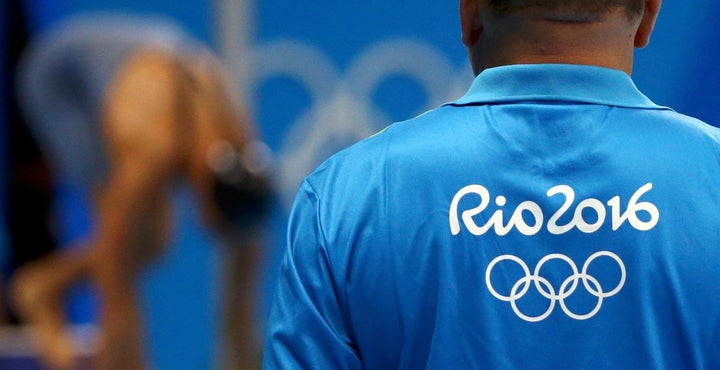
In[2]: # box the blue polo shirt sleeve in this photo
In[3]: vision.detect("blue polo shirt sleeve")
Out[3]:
[263,179,361,370]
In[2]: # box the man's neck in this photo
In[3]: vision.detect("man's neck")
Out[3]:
[477,11,638,75]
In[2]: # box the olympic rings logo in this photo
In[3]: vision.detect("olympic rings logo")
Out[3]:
[242,38,470,208]
[485,251,626,322]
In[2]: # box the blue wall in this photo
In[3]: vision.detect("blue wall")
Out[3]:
[24,0,212,41]
[633,1,720,125]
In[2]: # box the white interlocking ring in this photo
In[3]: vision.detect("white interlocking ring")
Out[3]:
[485,251,626,321]
[249,38,469,208]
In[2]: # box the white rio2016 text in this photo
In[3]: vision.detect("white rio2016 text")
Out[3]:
[449,183,659,236]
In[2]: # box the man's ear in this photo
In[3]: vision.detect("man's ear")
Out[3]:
[460,0,483,47]
[634,0,661,48]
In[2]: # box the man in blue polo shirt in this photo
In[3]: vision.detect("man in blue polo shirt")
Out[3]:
[263,0,720,368]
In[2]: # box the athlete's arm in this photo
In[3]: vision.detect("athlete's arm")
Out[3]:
[263,181,361,369]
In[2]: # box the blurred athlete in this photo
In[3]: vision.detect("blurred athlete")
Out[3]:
[12,14,272,370]
[264,0,720,369]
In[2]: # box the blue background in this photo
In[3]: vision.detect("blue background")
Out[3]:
[3,1,719,369]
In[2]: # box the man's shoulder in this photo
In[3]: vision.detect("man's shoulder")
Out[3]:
[302,105,458,191]
[649,109,720,143]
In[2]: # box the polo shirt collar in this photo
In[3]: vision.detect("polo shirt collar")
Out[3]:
[448,64,669,110]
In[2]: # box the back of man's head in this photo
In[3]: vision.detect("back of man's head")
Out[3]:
[487,0,644,21]
[460,0,660,75]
